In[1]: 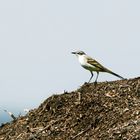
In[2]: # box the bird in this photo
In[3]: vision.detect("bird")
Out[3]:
[72,50,124,83]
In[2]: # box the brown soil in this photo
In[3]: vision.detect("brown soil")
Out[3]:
[0,77,140,140]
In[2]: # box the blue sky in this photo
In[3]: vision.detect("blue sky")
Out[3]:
[0,0,140,124]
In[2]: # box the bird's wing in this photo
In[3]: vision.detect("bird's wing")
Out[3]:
[87,57,108,72]
[87,56,124,79]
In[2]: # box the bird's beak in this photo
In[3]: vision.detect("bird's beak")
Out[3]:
[71,52,76,54]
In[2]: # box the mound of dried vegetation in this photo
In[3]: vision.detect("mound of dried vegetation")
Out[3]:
[0,77,140,140]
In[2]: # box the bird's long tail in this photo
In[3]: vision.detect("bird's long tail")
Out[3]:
[108,71,124,79]
[102,66,124,79]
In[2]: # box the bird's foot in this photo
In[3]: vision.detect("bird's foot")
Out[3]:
[94,81,97,86]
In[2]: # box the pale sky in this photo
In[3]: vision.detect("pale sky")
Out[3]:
[0,0,140,123]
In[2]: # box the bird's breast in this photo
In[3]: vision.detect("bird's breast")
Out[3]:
[78,55,97,71]
[78,56,87,66]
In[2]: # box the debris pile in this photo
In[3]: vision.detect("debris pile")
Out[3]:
[0,77,140,139]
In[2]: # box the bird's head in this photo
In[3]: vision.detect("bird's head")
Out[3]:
[71,51,86,57]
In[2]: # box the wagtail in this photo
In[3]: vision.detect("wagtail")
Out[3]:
[72,51,124,83]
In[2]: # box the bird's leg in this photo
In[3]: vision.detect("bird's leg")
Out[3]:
[88,71,93,83]
[94,72,99,84]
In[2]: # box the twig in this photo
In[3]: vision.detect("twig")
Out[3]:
[3,110,16,120]
[78,92,81,104]
[71,124,92,140]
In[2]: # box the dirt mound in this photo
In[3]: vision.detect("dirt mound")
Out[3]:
[0,78,140,140]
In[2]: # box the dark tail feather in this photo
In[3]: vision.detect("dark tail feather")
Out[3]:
[109,71,124,79]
